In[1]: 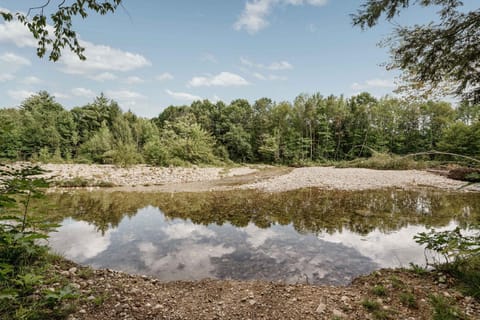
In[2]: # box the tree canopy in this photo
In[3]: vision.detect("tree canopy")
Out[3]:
[0,0,122,61]
[353,0,480,103]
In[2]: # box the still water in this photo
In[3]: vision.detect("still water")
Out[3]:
[46,188,479,285]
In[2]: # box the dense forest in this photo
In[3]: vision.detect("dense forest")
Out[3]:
[1,91,479,166]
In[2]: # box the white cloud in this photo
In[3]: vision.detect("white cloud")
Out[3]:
[138,242,234,281]
[52,92,70,99]
[0,73,14,82]
[234,0,328,34]
[90,72,117,82]
[60,39,151,75]
[124,76,144,84]
[240,57,293,70]
[22,76,41,85]
[243,223,278,248]
[162,223,216,240]
[165,89,202,102]
[0,18,150,76]
[253,72,287,81]
[351,78,396,91]
[269,74,288,81]
[0,20,37,47]
[156,72,174,81]
[48,219,113,262]
[253,72,266,80]
[7,89,35,101]
[188,72,249,87]
[234,0,273,34]
[71,87,96,98]
[0,52,30,66]
[105,90,145,101]
[319,222,459,268]
[268,61,292,70]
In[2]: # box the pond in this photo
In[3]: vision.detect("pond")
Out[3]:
[44,188,479,285]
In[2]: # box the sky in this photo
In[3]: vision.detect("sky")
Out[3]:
[0,0,476,117]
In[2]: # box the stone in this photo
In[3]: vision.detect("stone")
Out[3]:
[333,309,346,318]
[68,267,77,274]
[315,303,327,314]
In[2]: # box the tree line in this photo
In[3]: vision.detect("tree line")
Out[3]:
[1,91,479,166]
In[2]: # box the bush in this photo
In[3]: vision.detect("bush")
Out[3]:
[0,164,77,319]
[447,167,480,182]
[415,227,480,299]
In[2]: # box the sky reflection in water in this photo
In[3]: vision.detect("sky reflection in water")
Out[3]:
[47,188,477,286]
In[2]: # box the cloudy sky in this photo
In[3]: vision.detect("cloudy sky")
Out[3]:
[0,0,476,117]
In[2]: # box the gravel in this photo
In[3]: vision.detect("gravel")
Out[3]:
[37,164,479,192]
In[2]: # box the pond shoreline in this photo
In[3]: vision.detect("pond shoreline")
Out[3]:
[56,258,478,320]
[38,163,479,193]
[32,163,479,319]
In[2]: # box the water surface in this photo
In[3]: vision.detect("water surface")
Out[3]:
[45,188,479,285]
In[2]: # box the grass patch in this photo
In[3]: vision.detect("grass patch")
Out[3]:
[447,255,480,300]
[388,276,405,289]
[361,298,381,311]
[409,262,428,275]
[372,309,394,320]
[53,177,116,188]
[77,267,94,280]
[371,285,387,296]
[399,292,418,309]
[429,294,466,320]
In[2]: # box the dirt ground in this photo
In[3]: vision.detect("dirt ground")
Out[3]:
[52,260,478,320]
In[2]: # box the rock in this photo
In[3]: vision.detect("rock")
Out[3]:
[341,295,349,303]
[332,309,346,318]
[68,267,77,274]
[316,303,326,314]
[438,276,447,283]
[248,299,256,305]
[79,309,86,314]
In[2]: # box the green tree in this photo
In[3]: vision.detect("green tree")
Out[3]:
[79,121,114,163]
[17,91,76,160]
[0,109,22,159]
[353,1,480,102]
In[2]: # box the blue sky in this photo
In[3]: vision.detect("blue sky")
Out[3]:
[0,0,476,117]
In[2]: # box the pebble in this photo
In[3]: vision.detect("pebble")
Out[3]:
[316,303,326,314]
[332,309,346,318]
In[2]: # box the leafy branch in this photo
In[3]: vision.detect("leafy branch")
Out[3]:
[0,0,122,61]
